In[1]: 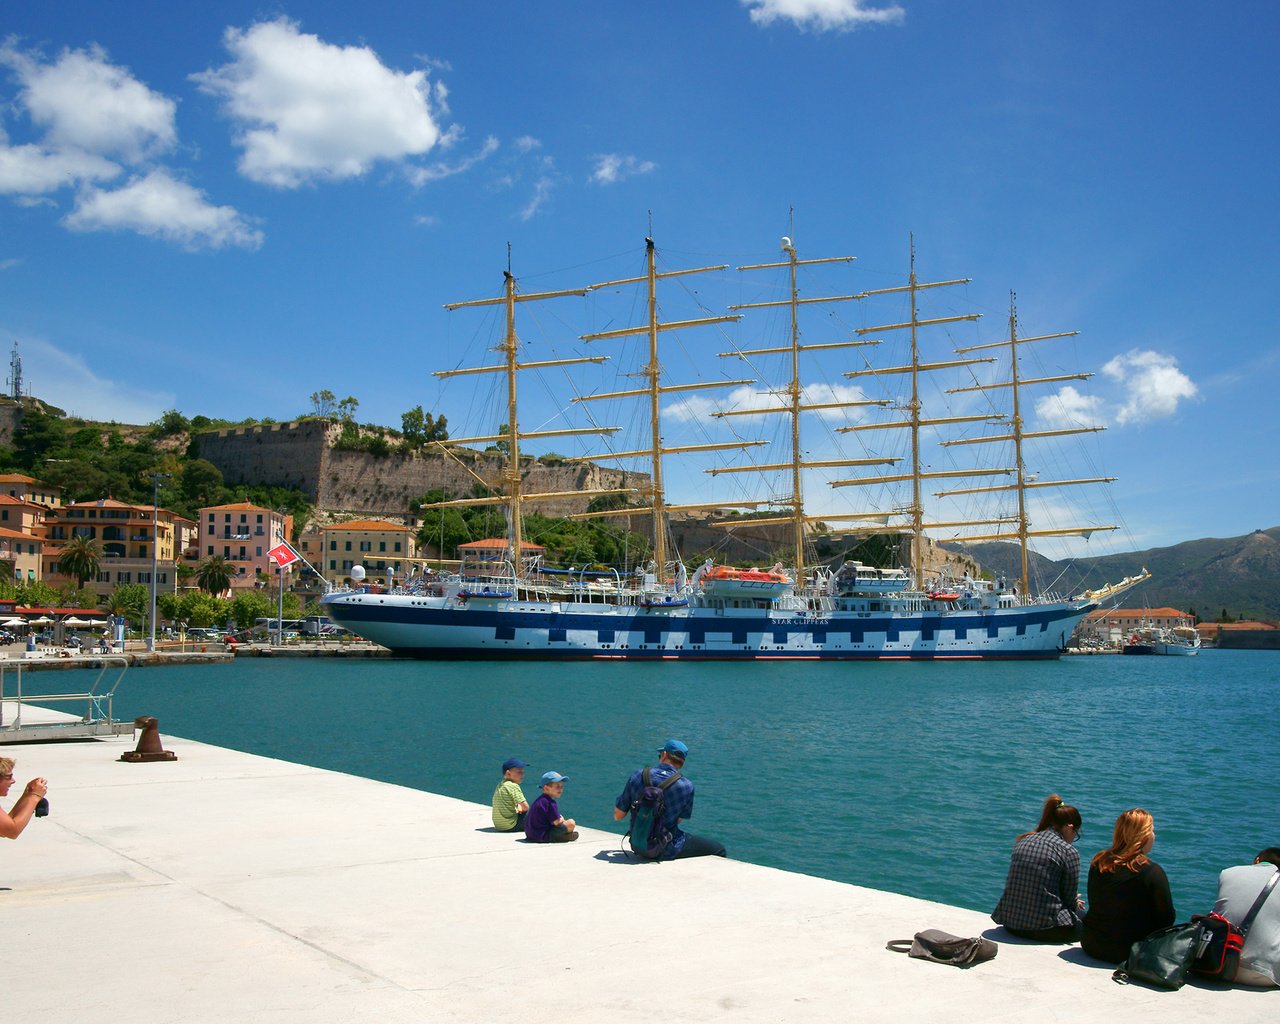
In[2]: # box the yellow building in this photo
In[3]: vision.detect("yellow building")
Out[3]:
[321,519,417,586]
[45,497,188,601]
[0,473,63,509]
[0,526,44,584]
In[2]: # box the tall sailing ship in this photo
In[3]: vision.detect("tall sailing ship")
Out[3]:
[320,236,1147,659]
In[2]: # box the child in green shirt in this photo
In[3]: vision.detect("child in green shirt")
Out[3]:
[491,757,529,832]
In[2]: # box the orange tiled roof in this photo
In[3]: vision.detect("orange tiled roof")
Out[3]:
[200,501,275,512]
[0,526,41,541]
[1086,607,1191,619]
[325,519,413,532]
[457,538,545,551]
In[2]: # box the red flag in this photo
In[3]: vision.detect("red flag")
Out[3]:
[268,542,301,569]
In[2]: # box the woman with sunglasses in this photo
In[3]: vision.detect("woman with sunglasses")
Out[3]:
[992,794,1086,942]
[0,756,48,840]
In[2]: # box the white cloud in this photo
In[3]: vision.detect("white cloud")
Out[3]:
[16,334,174,423]
[65,170,264,250]
[2,43,177,161]
[194,18,443,187]
[1035,384,1106,430]
[0,142,120,195]
[514,136,542,154]
[741,0,906,32]
[520,176,555,221]
[665,381,871,423]
[0,257,21,271]
[1101,349,1197,426]
[405,135,499,187]
[590,153,657,185]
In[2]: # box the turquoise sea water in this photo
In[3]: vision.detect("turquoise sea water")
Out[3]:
[26,650,1278,916]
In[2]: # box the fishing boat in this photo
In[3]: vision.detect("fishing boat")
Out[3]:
[1122,624,1202,656]
[321,235,1147,659]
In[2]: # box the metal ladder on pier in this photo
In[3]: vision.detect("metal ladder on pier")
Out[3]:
[0,657,138,743]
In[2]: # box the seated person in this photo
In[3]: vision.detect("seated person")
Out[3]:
[491,757,529,832]
[525,771,577,843]
[1214,846,1280,987]
[1081,808,1175,962]
[992,794,1085,942]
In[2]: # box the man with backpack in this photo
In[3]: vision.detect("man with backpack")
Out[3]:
[612,739,725,860]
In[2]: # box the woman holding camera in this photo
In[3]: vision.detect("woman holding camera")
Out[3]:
[0,756,49,840]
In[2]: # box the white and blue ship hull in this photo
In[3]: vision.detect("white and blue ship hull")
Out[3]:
[320,590,1096,660]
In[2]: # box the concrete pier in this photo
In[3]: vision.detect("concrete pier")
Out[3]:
[4,706,1272,1023]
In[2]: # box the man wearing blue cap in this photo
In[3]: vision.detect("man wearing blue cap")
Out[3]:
[613,739,725,859]
[491,757,530,832]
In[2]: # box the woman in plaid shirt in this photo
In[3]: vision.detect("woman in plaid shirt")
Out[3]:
[992,794,1086,942]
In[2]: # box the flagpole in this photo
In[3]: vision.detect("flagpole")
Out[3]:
[277,563,284,647]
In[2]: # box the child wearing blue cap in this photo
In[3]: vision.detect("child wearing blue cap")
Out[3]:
[491,757,530,832]
[525,771,578,843]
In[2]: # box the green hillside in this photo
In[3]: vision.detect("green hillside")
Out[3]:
[945,527,1280,621]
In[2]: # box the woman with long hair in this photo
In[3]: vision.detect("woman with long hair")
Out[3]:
[1081,808,1175,962]
[992,794,1085,942]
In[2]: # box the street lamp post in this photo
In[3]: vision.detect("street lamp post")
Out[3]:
[147,472,169,653]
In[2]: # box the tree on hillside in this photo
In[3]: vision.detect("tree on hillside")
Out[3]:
[59,535,101,587]
[401,406,449,448]
[336,396,359,422]
[11,406,68,467]
[195,555,237,596]
[180,458,226,507]
[310,390,337,418]
[151,409,190,437]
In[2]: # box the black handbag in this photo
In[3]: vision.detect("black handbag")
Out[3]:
[888,929,999,968]
[1112,921,1208,989]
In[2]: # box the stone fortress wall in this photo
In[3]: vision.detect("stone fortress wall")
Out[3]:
[194,420,645,522]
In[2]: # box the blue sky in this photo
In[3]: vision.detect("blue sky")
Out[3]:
[1,1,1276,557]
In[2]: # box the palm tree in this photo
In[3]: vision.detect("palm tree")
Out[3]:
[60,535,101,587]
[195,555,236,596]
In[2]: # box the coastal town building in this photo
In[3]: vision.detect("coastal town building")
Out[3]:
[0,525,44,584]
[0,494,50,535]
[197,502,294,591]
[44,497,191,602]
[320,519,417,586]
[0,472,63,509]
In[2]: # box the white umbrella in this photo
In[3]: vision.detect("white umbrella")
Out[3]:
[62,616,93,627]
[2,616,26,626]
[28,615,53,624]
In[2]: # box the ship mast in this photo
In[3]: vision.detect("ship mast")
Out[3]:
[938,292,1117,593]
[832,238,994,590]
[427,259,632,570]
[712,233,895,584]
[568,237,763,579]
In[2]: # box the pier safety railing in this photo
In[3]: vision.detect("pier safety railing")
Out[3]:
[0,657,137,743]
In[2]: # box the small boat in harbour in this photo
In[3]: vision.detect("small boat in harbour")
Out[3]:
[1122,624,1202,656]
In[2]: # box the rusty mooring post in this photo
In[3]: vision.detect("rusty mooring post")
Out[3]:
[120,716,177,762]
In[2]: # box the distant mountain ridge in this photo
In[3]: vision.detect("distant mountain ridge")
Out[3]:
[943,527,1280,620]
